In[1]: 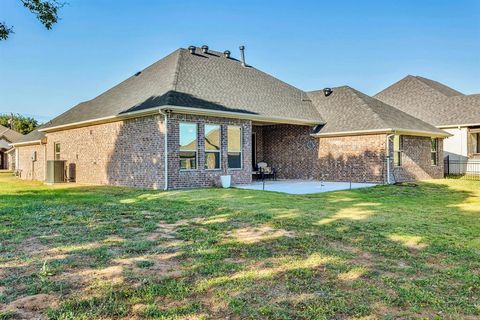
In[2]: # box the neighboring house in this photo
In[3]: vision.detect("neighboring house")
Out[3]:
[11,47,449,189]
[375,75,480,163]
[10,126,47,180]
[0,124,23,170]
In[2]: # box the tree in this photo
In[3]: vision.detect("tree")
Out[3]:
[0,114,39,135]
[1,0,64,41]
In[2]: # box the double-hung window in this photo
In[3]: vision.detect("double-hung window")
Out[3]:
[205,124,221,170]
[227,126,242,169]
[431,138,438,166]
[393,135,402,166]
[54,142,61,160]
[179,123,198,170]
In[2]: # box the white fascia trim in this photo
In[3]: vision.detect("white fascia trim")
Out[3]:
[313,128,451,138]
[437,123,480,129]
[38,108,161,132]
[160,105,322,125]
[39,105,323,133]
[10,140,44,147]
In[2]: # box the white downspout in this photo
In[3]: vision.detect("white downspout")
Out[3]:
[161,110,169,191]
[386,134,394,184]
[43,142,47,182]
[15,148,19,172]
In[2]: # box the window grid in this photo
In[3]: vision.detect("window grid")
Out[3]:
[54,143,61,161]
[204,124,221,170]
[179,122,198,170]
[227,126,242,169]
[431,138,438,166]
[393,135,402,167]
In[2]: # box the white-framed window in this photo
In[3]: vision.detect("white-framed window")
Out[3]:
[393,135,402,166]
[179,122,198,170]
[474,132,480,154]
[228,126,242,169]
[431,138,438,166]
[204,124,221,170]
[54,142,61,160]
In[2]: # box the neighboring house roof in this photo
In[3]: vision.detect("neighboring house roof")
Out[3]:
[0,124,23,143]
[374,75,480,127]
[41,47,324,131]
[10,125,46,146]
[308,86,448,137]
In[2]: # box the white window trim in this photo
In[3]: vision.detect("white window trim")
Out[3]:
[179,122,198,171]
[431,138,439,166]
[227,125,243,170]
[393,135,403,167]
[204,124,222,171]
[54,142,61,161]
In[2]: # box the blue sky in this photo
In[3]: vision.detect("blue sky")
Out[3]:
[1,0,479,122]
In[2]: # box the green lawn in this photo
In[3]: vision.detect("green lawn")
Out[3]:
[0,171,479,319]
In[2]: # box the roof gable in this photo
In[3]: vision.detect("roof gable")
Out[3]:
[375,75,480,126]
[309,86,448,136]
[0,124,23,143]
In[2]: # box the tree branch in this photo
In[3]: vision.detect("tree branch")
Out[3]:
[0,22,14,40]
[20,0,64,30]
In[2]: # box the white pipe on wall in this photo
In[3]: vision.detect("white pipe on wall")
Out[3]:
[161,110,170,191]
[386,134,395,184]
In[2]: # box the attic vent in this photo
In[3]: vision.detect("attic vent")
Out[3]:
[201,45,209,53]
[188,46,196,54]
[323,88,333,97]
[223,50,231,58]
[134,71,141,77]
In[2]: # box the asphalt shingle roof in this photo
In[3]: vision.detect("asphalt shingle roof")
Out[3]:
[308,86,448,136]
[12,125,46,145]
[374,75,480,126]
[0,124,23,143]
[43,48,324,130]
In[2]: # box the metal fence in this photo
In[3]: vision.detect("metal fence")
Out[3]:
[444,157,480,180]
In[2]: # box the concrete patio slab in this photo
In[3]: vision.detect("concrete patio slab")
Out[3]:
[234,180,377,194]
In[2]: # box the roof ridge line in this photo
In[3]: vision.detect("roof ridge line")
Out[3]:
[171,49,183,92]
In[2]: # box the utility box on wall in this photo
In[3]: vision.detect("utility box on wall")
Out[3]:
[46,160,66,183]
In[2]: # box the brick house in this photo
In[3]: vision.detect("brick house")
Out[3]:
[12,46,449,189]
[0,124,23,170]
[375,75,480,175]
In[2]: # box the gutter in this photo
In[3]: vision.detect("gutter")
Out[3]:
[437,123,480,129]
[10,138,47,147]
[312,128,451,139]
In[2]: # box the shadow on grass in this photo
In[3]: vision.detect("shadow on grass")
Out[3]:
[1,181,479,318]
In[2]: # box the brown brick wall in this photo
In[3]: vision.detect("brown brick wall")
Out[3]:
[46,115,165,189]
[262,124,320,179]
[259,128,443,183]
[390,135,444,182]
[167,113,252,189]
[17,144,46,181]
[15,114,443,188]
[318,134,387,183]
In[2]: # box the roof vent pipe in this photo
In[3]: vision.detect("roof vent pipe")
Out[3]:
[188,46,196,54]
[239,45,246,66]
[323,88,333,97]
[201,45,209,54]
[223,50,231,58]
